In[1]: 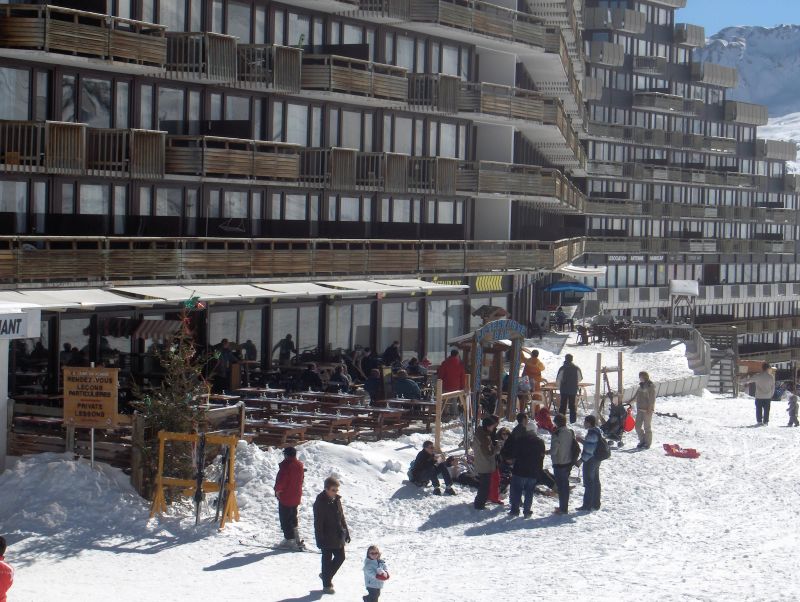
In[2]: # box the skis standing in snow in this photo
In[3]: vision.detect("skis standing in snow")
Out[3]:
[313,476,350,595]
[362,545,389,602]
[0,536,13,602]
[274,447,305,550]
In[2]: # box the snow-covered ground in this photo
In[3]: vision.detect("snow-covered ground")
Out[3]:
[2,337,798,602]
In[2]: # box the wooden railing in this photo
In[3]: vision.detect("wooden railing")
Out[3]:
[691,62,738,88]
[301,54,408,101]
[674,23,705,47]
[633,56,668,75]
[408,74,461,113]
[165,32,237,81]
[165,136,301,180]
[237,44,302,92]
[0,236,586,284]
[408,156,458,194]
[0,120,85,175]
[87,128,165,179]
[584,7,646,34]
[724,100,769,126]
[585,237,795,255]
[0,4,166,66]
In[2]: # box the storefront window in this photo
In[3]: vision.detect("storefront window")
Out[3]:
[10,320,50,396]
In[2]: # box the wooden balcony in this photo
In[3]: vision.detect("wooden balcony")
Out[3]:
[456,161,585,211]
[649,0,686,8]
[584,76,603,101]
[164,32,237,82]
[675,23,705,47]
[87,128,165,179]
[588,41,624,67]
[0,4,166,67]
[165,136,300,180]
[691,62,738,88]
[0,120,85,175]
[408,73,461,113]
[756,139,797,162]
[584,7,646,35]
[724,100,769,126]
[586,237,794,256]
[0,235,586,285]
[633,56,668,76]
[301,54,408,101]
[408,156,458,195]
[633,92,685,113]
[300,148,412,192]
[237,45,302,93]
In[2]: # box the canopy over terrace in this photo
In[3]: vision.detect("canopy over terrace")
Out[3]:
[448,319,527,421]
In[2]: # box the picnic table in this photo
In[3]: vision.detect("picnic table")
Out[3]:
[200,393,242,405]
[331,405,408,439]
[242,397,320,411]
[541,382,592,412]
[379,398,437,431]
[296,391,364,405]
[275,411,357,442]
[236,387,286,397]
[244,418,307,447]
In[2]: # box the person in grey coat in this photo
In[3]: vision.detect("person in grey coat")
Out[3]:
[634,371,656,449]
[550,413,576,515]
[741,363,776,425]
[471,416,497,510]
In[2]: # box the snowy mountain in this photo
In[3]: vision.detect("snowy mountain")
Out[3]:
[759,112,800,172]
[697,25,800,119]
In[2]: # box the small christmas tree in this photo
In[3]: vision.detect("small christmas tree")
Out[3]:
[133,297,212,499]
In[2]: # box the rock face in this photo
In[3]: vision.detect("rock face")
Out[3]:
[697,25,800,118]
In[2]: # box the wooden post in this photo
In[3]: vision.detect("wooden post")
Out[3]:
[131,413,145,497]
[617,351,624,405]
[464,373,471,452]
[237,401,246,440]
[594,353,602,417]
[434,379,443,452]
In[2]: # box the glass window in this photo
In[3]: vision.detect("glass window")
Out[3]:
[440,123,456,158]
[62,74,75,122]
[298,306,319,355]
[75,78,110,128]
[342,110,362,150]
[393,198,411,222]
[159,0,184,31]
[426,299,446,364]
[0,181,26,232]
[80,184,109,215]
[273,9,285,45]
[59,317,91,368]
[157,86,184,129]
[311,106,322,146]
[340,197,360,221]
[395,116,412,154]
[272,101,284,141]
[225,95,249,121]
[223,191,248,218]
[288,12,310,45]
[287,103,308,145]
[35,71,48,121]
[115,81,129,128]
[140,84,153,129]
[327,305,352,352]
[343,23,362,44]
[228,0,251,42]
[155,187,182,216]
[285,194,306,220]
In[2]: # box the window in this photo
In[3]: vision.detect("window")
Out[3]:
[287,104,308,145]
[80,76,113,129]
[155,187,182,216]
[227,0,251,42]
[79,184,109,215]
[0,181,27,232]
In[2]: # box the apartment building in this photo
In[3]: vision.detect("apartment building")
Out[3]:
[562,0,799,366]
[0,0,587,398]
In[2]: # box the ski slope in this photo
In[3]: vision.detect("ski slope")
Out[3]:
[2,336,797,602]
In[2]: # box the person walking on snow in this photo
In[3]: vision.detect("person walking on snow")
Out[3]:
[634,371,656,449]
[741,362,776,425]
[788,395,799,427]
[550,413,576,515]
[576,415,604,511]
[363,545,389,602]
[274,447,305,550]
[313,477,350,595]
[556,354,583,424]
[507,427,546,518]
[472,416,498,510]
[0,537,13,602]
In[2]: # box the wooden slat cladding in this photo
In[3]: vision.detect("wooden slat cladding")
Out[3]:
[0,236,585,284]
[301,54,407,101]
[238,45,302,92]
[0,120,44,173]
[165,32,237,81]
[408,74,460,114]
[0,4,165,66]
[44,121,85,175]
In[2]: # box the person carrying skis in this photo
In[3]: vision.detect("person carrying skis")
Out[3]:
[363,545,389,602]
[0,536,13,602]
[274,447,305,550]
[313,477,350,595]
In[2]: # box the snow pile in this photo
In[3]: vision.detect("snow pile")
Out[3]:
[3,337,799,601]
[697,25,800,118]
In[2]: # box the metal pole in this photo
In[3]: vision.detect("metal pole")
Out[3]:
[0,342,8,473]
[90,428,95,469]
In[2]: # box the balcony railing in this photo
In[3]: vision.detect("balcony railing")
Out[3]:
[675,23,705,47]
[585,237,795,255]
[690,62,738,88]
[0,4,166,66]
[633,56,668,76]
[633,91,692,114]
[165,136,301,180]
[0,236,586,284]
[0,120,85,175]
[588,41,625,67]
[408,156,458,195]
[584,76,603,101]
[584,7,646,35]
[408,74,461,113]
[237,45,302,92]
[756,139,797,162]
[724,100,769,126]
[301,54,408,101]
[164,32,237,82]
[87,128,165,179]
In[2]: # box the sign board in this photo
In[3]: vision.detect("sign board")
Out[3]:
[0,310,41,339]
[63,367,119,428]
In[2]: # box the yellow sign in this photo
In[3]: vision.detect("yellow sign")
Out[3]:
[474,275,505,293]
[63,367,119,428]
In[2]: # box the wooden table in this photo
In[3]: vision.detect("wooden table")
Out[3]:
[331,405,408,439]
[275,411,356,442]
[236,387,286,397]
[245,419,307,447]
[541,383,593,412]
[297,391,363,405]
[380,398,437,431]
[242,397,319,411]
[201,393,242,405]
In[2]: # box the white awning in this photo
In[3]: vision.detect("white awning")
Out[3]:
[372,278,468,292]
[557,264,607,277]
[318,280,417,294]
[11,289,152,309]
[112,285,206,302]
[253,282,337,297]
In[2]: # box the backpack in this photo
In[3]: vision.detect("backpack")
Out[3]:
[594,431,611,461]
[570,437,581,466]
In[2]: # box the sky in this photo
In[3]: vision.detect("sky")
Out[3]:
[677,0,800,36]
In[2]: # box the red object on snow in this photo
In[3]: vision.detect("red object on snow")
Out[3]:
[535,407,555,433]
[663,443,700,459]
[623,408,635,432]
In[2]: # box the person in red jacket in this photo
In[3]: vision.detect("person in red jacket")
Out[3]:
[437,349,466,392]
[274,447,305,550]
[0,536,13,602]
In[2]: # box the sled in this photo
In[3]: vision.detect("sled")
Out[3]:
[662,443,700,459]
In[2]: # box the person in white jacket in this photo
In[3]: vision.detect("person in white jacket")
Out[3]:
[741,363,776,426]
[363,545,389,602]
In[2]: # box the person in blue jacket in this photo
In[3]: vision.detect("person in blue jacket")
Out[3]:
[363,545,389,601]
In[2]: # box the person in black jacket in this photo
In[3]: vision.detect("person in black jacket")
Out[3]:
[556,354,583,424]
[508,429,546,517]
[410,441,456,495]
[313,477,350,594]
[300,363,324,391]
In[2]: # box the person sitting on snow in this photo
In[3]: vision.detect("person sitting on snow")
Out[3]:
[602,397,628,442]
[409,440,456,495]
